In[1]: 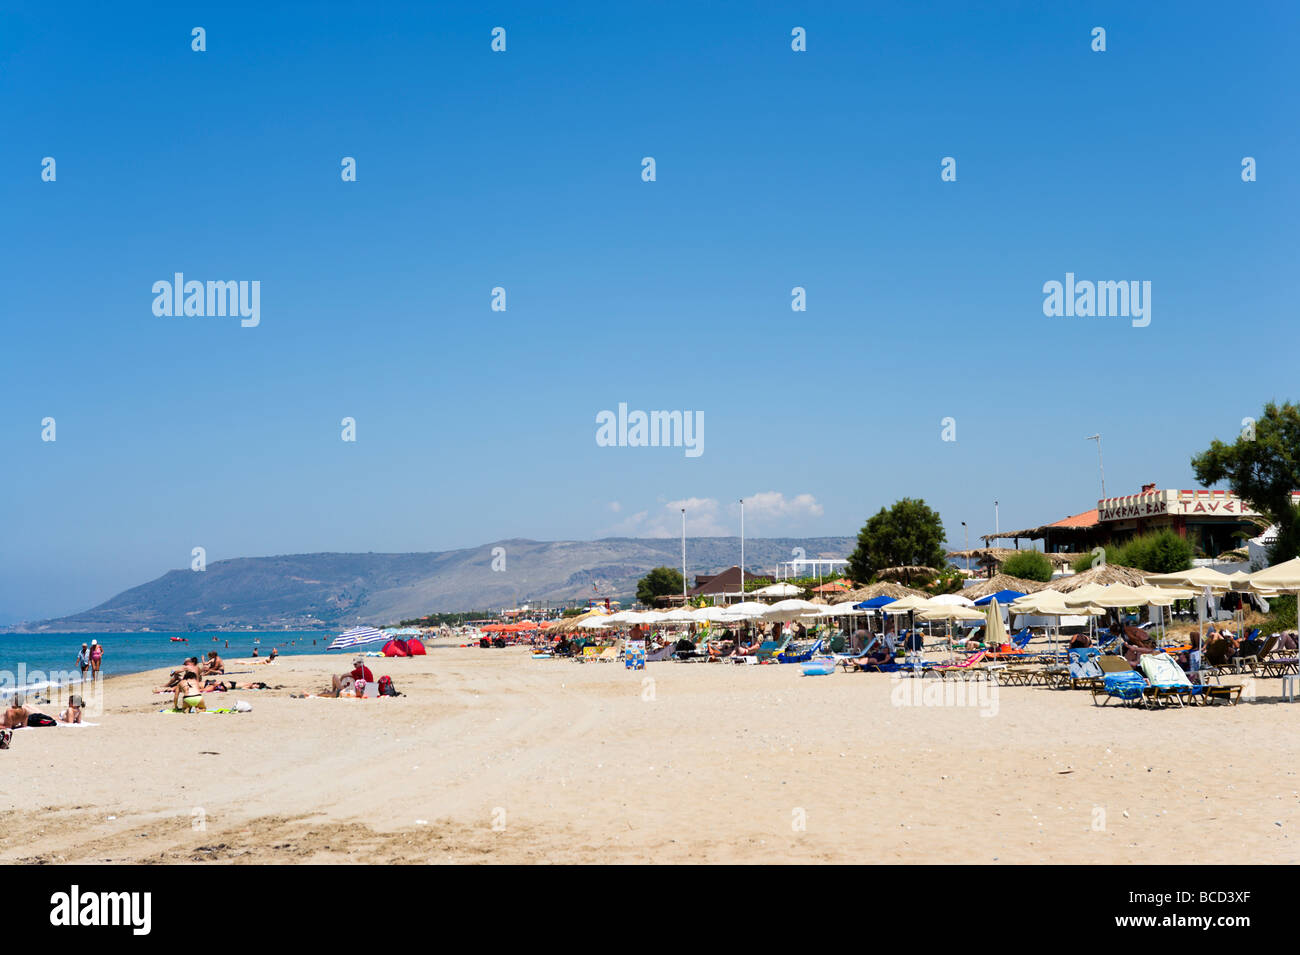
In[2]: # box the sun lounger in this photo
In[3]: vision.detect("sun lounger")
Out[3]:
[644,643,676,663]
[921,650,987,679]
[1232,634,1276,674]
[777,638,824,664]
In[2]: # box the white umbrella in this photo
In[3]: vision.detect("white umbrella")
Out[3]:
[761,598,823,621]
[750,582,802,597]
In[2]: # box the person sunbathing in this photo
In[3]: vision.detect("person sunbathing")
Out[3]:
[707,640,735,661]
[2,696,30,729]
[1204,633,1237,667]
[174,676,206,713]
[733,638,761,657]
[59,695,83,724]
[205,651,225,675]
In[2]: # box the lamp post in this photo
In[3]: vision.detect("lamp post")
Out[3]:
[1086,434,1106,499]
[961,521,969,572]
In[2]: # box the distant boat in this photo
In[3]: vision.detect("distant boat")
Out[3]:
[170,637,188,642]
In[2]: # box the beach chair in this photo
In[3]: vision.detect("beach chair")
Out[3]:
[777,638,824,664]
[754,634,792,663]
[922,650,987,680]
[1091,670,1148,707]
[644,643,675,663]
[1139,653,1207,707]
[1231,634,1275,675]
[1064,648,1104,690]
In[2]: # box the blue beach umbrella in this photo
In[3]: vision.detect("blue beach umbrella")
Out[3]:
[973,589,1025,607]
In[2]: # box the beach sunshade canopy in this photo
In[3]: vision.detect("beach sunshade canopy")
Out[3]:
[761,598,823,621]
[924,593,975,607]
[855,595,901,610]
[1132,584,1196,605]
[879,595,930,614]
[1066,583,1151,609]
[750,582,803,597]
[1052,564,1148,592]
[838,581,928,603]
[960,573,1049,600]
[1248,557,1300,594]
[973,589,1024,606]
[689,605,735,623]
[577,615,616,629]
[1011,590,1103,617]
[657,608,698,624]
[1143,566,1233,592]
[985,598,1009,644]
[917,605,985,622]
[329,626,386,649]
[722,601,774,618]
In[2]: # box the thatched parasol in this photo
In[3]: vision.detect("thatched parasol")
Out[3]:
[948,548,1080,569]
[960,573,1050,599]
[838,581,928,603]
[873,565,939,584]
[1049,563,1147,592]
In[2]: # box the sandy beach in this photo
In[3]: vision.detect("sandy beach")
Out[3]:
[3,642,1298,865]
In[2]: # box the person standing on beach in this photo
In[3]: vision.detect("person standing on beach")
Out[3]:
[75,643,91,681]
[89,640,103,677]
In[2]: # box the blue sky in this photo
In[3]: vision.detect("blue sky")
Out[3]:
[1,1,1296,622]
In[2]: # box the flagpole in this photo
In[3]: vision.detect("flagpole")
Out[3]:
[739,498,745,600]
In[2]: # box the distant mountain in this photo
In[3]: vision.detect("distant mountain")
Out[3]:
[14,536,856,632]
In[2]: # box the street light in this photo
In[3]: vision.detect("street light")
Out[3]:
[1086,434,1106,499]
[961,520,969,572]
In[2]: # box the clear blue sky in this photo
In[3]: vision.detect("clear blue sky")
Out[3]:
[2,1,1296,623]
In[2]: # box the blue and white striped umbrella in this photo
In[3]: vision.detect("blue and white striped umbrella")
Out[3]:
[328,626,387,650]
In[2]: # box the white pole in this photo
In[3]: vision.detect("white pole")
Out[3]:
[740,498,745,595]
[681,508,687,603]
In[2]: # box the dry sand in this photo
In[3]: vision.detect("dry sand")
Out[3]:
[2,642,1297,864]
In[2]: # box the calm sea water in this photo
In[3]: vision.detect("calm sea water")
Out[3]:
[0,631,339,698]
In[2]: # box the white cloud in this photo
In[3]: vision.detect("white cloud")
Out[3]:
[601,491,822,538]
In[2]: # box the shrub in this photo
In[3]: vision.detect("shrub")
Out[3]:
[1000,549,1053,582]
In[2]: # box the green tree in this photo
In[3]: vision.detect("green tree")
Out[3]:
[846,498,947,583]
[636,566,684,605]
[1192,401,1300,561]
[1000,549,1054,582]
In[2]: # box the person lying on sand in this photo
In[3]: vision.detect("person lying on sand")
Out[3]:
[2,696,30,729]
[59,695,83,724]
[174,676,206,713]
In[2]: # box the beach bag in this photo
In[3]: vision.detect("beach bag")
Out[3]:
[233,700,253,712]
[378,675,400,697]
[27,713,56,727]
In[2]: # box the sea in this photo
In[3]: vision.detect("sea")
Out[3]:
[0,631,338,700]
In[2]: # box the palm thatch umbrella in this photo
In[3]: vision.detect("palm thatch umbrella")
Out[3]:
[874,565,940,584]
[960,573,1050,600]
[1050,563,1147,592]
[839,581,928,603]
[948,548,1082,572]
